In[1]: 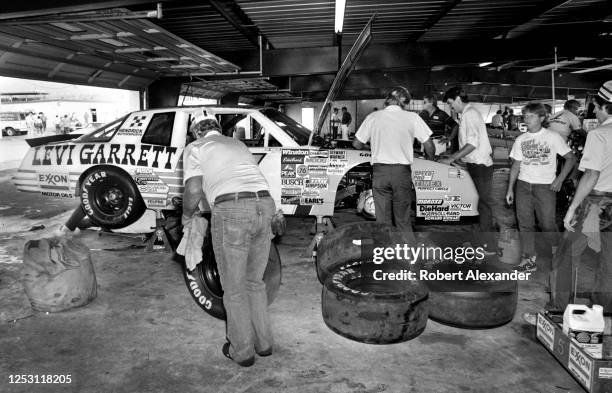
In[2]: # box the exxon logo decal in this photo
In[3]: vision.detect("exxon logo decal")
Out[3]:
[38,173,68,185]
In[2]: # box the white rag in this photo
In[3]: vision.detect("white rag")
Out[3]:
[176,216,207,271]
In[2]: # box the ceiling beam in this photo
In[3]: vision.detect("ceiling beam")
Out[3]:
[0,41,149,78]
[208,0,269,49]
[0,25,160,75]
[572,63,612,74]
[248,39,612,77]
[0,1,177,20]
[414,0,462,41]
[504,0,608,39]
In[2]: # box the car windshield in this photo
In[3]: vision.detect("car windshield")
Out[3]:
[260,108,315,146]
[76,115,129,143]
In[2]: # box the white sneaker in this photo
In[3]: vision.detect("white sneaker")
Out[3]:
[52,224,73,238]
[515,255,537,272]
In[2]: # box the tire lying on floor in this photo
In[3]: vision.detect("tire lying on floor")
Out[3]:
[316,222,414,284]
[183,237,281,320]
[321,260,428,344]
[425,262,518,328]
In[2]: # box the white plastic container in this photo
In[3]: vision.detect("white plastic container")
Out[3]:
[563,304,605,358]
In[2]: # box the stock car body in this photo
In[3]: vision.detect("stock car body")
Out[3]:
[12,105,480,229]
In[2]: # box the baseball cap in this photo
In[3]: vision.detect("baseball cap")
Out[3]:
[598,80,612,102]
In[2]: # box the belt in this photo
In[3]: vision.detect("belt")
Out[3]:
[214,190,270,205]
[590,190,612,197]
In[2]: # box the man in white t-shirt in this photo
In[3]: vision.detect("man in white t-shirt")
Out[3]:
[548,99,582,141]
[555,81,612,313]
[353,86,435,231]
[440,87,497,253]
[182,118,276,367]
[506,103,576,273]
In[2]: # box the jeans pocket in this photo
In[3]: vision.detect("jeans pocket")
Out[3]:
[221,215,250,247]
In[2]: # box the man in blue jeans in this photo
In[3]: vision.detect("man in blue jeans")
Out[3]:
[440,87,497,253]
[505,102,576,273]
[183,117,276,367]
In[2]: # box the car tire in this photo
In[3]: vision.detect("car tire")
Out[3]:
[321,260,429,344]
[79,167,145,229]
[183,239,282,320]
[425,262,518,328]
[316,222,414,285]
[5,127,15,136]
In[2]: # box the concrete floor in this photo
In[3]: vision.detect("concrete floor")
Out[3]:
[0,166,596,393]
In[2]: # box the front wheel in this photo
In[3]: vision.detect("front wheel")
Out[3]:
[4,127,15,136]
[79,167,145,229]
[183,239,282,320]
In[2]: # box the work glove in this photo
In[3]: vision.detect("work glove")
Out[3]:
[271,209,286,237]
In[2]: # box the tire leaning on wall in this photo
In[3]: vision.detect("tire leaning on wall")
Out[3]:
[183,237,282,320]
[321,260,429,344]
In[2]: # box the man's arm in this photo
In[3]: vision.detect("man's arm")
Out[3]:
[506,159,521,205]
[353,138,366,150]
[422,139,435,160]
[551,151,577,192]
[445,123,458,143]
[439,144,476,165]
[183,176,204,224]
[564,169,600,231]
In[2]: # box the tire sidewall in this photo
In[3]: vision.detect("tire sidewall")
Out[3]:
[79,167,143,228]
[183,240,282,320]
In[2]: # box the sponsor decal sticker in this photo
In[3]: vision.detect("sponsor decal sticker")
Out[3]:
[31,143,179,170]
[38,172,70,189]
[300,197,324,205]
[417,199,443,205]
[41,191,74,198]
[536,314,555,351]
[305,179,328,189]
[281,178,304,186]
[448,168,464,178]
[281,195,300,205]
[281,164,296,178]
[569,341,593,388]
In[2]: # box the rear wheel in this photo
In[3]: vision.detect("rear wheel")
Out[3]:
[4,127,15,136]
[183,239,282,320]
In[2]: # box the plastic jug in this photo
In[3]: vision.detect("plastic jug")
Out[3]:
[563,304,605,358]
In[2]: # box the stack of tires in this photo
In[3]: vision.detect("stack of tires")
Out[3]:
[317,222,518,342]
[317,222,429,344]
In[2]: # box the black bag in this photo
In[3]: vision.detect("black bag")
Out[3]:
[22,238,97,312]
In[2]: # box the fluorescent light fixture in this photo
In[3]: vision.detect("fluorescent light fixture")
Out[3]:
[500,83,511,87]
[479,62,493,67]
[471,81,482,85]
[335,0,346,33]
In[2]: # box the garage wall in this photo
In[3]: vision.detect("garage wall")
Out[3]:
[284,99,525,136]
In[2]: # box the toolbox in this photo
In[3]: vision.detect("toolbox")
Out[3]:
[537,312,612,392]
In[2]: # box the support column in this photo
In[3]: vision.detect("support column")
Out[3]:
[146,77,182,109]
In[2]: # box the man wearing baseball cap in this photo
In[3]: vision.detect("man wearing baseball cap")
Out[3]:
[554,81,612,312]
[182,116,279,367]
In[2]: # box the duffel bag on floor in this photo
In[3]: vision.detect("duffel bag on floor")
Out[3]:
[22,237,97,312]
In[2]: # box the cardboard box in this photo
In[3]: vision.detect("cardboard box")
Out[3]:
[536,312,612,392]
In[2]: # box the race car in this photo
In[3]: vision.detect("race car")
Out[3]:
[12,105,480,230]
